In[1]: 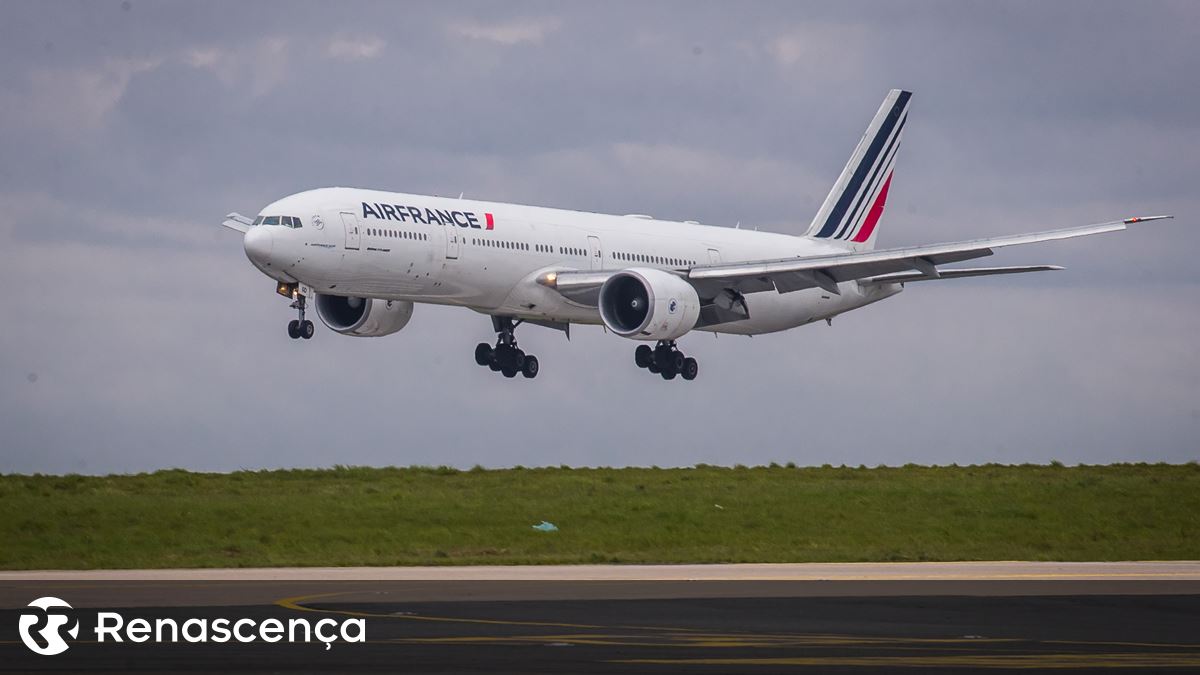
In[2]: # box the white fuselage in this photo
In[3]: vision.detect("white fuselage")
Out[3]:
[244,187,900,335]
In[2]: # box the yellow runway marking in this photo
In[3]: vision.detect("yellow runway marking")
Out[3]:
[276,592,606,629]
[710,572,1200,580]
[614,653,1200,669]
[274,592,1200,670]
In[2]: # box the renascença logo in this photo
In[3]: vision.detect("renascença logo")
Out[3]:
[16,596,366,655]
[19,597,79,656]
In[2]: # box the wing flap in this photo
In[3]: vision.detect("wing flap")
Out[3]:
[861,265,1064,286]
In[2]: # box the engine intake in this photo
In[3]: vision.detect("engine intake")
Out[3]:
[598,268,700,341]
[315,294,414,337]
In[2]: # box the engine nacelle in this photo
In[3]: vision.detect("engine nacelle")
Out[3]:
[314,294,414,337]
[598,267,700,341]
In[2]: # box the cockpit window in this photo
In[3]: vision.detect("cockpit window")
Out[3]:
[259,215,303,228]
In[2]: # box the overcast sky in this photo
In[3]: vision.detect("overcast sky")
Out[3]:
[1,0,1196,475]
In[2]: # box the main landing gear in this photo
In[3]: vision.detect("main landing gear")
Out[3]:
[635,341,698,381]
[286,294,314,340]
[474,316,539,379]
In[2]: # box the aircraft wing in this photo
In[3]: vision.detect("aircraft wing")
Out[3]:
[686,216,1170,296]
[540,215,1170,306]
[221,212,254,233]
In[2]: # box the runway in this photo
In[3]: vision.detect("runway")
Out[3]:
[3,562,1198,672]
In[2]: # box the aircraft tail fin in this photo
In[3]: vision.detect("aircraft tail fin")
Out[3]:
[804,89,911,251]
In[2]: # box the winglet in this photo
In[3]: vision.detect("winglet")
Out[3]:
[1122,215,1173,224]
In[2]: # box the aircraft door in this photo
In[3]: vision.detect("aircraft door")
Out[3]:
[707,248,722,263]
[445,227,460,260]
[587,235,603,271]
[340,211,361,250]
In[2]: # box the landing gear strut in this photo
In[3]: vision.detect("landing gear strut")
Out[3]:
[635,341,697,381]
[287,294,314,340]
[475,316,539,379]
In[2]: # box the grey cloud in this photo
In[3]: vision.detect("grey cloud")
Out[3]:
[0,0,1196,474]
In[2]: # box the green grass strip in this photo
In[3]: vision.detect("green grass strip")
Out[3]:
[3,463,1198,569]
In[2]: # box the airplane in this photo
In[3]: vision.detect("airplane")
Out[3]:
[222,89,1169,382]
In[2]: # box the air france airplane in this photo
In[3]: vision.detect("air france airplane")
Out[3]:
[222,90,1168,381]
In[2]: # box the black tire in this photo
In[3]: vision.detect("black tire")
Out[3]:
[287,320,300,339]
[662,368,677,380]
[474,343,493,366]
[671,351,686,371]
[521,355,539,379]
[513,349,526,370]
[491,345,509,371]
[301,320,315,339]
[501,366,518,378]
[654,348,670,370]
[634,345,653,368]
[647,362,660,374]
[681,357,698,381]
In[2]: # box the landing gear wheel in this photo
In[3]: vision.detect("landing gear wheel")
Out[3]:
[483,316,542,380]
[286,293,310,341]
[670,351,686,371]
[521,355,539,379]
[654,348,671,371]
[635,345,653,368]
[642,340,698,382]
[475,343,493,366]
[681,357,698,381]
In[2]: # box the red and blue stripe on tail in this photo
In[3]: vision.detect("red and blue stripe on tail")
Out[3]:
[805,89,911,251]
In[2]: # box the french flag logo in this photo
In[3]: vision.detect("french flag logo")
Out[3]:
[485,213,495,230]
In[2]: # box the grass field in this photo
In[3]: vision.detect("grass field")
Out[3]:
[2,463,1198,570]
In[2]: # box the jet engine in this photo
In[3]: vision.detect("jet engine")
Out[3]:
[598,268,700,341]
[314,294,414,337]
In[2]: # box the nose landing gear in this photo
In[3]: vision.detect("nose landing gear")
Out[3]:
[475,316,539,379]
[286,293,314,340]
[635,341,697,381]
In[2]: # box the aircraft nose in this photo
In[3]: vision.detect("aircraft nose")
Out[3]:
[243,225,274,267]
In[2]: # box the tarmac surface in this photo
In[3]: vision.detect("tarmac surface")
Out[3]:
[2,562,1198,672]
